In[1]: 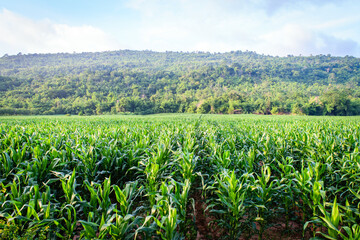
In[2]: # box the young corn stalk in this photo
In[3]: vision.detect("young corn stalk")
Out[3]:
[100,210,143,239]
[303,180,326,238]
[214,149,232,171]
[294,165,314,226]
[153,205,182,240]
[113,181,142,216]
[59,169,78,205]
[209,170,249,239]
[251,165,277,240]
[142,180,183,240]
[1,152,19,179]
[171,179,192,233]
[145,161,160,208]
[176,150,198,183]
[340,224,360,240]
[315,197,342,240]
[54,204,77,239]
[308,196,360,240]
[80,181,143,239]
[276,157,295,230]
[85,177,114,219]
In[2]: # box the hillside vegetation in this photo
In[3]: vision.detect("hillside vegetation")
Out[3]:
[1,50,360,115]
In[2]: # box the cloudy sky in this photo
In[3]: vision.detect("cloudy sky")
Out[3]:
[1,0,360,57]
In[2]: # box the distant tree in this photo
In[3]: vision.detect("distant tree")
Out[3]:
[321,89,351,115]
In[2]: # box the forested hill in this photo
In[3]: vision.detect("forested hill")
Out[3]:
[0,50,360,115]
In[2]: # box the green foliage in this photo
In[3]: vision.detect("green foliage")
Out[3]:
[209,170,249,239]
[0,219,49,240]
[1,51,360,115]
[0,114,360,239]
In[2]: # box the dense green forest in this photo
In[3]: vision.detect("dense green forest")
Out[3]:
[1,50,360,115]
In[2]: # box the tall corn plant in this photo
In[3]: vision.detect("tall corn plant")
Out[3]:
[54,204,78,239]
[80,181,143,239]
[294,165,314,224]
[315,198,342,240]
[153,205,182,240]
[171,179,192,233]
[144,161,160,207]
[113,181,142,216]
[83,177,115,227]
[1,181,55,238]
[59,169,78,205]
[176,150,198,183]
[209,170,249,239]
[275,157,295,230]
[139,181,183,240]
[251,165,278,240]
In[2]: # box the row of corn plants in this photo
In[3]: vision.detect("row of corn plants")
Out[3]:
[0,114,360,239]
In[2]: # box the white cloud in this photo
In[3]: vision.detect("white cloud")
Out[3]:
[258,24,317,56]
[1,1,359,57]
[260,0,341,15]
[0,9,120,55]
[123,0,360,56]
[124,0,261,52]
[258,24,359,56]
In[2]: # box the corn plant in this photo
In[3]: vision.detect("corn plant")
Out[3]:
[340,224,360,240]
[101,210,143,239]
[154,205,182,240]
[309,181,326,216]
[54,204,78,239]
[1,152,17,179]
[59,169,78,205]
[2,115,360,239]
[84,177,114,223]
[251,165,277,240]
[209,170,249,239]
[176,150,198,182]
[276,156,295,230]
[113,181,141,216]
[78,219,98,239]
[79,181,144,239]
[303,180,326,238]
[171,179,192,233]
[294,165,314,224]
[316,198,342,240]
[144,161,160,207]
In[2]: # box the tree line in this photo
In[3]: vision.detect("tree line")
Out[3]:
[0,50,359,115]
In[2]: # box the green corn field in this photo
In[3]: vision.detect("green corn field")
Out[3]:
[1,114,360,239]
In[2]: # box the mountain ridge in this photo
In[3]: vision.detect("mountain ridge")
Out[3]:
[0,50,359,115]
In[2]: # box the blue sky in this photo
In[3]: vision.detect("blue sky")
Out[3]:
[1,0,360,57]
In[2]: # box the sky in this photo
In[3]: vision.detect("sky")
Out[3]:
[0,0,360,57]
